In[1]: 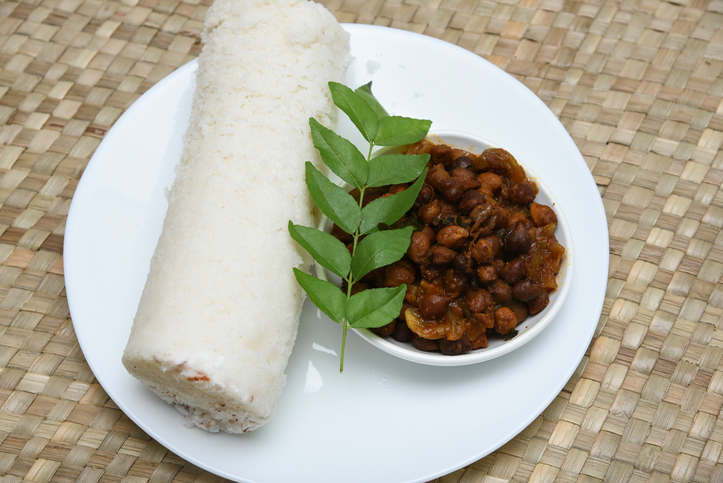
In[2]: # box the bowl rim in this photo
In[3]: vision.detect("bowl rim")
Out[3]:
[315,129,575,366]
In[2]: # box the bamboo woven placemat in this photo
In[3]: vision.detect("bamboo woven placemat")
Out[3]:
[0,0,722,481]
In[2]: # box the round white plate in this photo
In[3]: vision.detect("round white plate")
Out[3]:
[64,24,608,483]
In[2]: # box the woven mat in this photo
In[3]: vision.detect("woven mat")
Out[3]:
[0,0,722,481]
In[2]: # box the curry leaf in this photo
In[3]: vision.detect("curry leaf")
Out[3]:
[359,170,427,234]
[367,153,429,187]
[305,162,361,235]
[350,226,413,281]
[293,269,346,324]
[329,81,379,143]
[374,116,432,146]
[288,221,351,279]
[355,82,389,119]
[347,286,407,329]
[310,118,368,189]
[291,82,433,372]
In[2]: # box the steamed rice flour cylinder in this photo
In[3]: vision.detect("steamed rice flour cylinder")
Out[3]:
[122,0,350,433]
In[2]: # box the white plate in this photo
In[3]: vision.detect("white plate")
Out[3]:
[64,24,608,483]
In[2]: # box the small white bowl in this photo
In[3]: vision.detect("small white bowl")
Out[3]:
[317,130,574,366]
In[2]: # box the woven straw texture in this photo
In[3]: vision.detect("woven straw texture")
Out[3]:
[0,0,722,481]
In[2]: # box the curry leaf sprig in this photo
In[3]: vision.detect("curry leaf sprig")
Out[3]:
[289,82,431,372]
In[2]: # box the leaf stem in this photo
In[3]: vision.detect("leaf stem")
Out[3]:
[340,323,348,373]
[338,142,376,373]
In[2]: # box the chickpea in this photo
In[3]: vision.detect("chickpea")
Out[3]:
[412,334,440,352]
[371,320,395,337]
[407,231,431,264]
[527,291,550,314]
[444,271,468,299]
[427,163,450,187]
[491,205,508,229]
[384,261,415,288]
[458,190,485,213]
[421,263,444,282]
[494,306,518,335]
[430,245,456,265]
[506,210,527,228]
[511,279,542,301]
[439,334,472,355]
[437,177,465,201]
[505,222,532,254]
[413,183,434,209]
[448,155,474,171]
[452,168,481,190]
[479,148,509,174]
[476,264,497,283]
[436,225,469,249]
[483,235,501,256]
[477,172,502,191]
[508,300,529,325]
[530,202,558,226]
[472,153,488,171]
[419,292,453,319]
[452,253,473,275]
[429,143,453,165]
[478,183,494,198]
[437,198,457,217]
[418,200,442,225]
[487,279,512,303]
[471,238,495,264]
[470,204,492,225]
[465,289,493,313]
[500,258,527,285]
[392,319,413,342]
[420,226,436,241]
[510,181,537,205]
[474,204,507,232]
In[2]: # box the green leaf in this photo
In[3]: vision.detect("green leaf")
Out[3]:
[293,269,346,324]
[329,81,379,143]
[367,153,430,188]
[288,221,351,279]
[350,226,413,281]
[347,286,407,329]
[305,162,361,235]
[310,118,368,190]
[374,116,432,146]
[358,169,427,234]
[355,82,389,119]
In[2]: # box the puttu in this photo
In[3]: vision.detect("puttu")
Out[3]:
[122,0,350,433]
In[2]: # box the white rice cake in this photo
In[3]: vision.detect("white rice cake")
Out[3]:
[122,0,350,433]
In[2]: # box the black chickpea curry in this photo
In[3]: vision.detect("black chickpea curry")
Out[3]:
[331,139,566,356]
